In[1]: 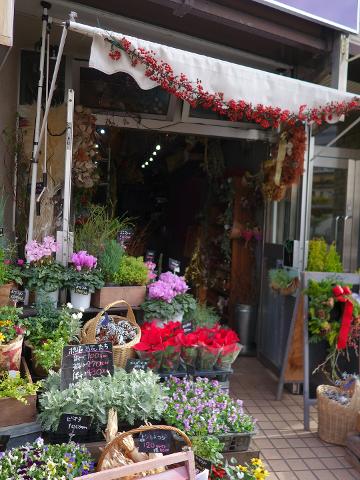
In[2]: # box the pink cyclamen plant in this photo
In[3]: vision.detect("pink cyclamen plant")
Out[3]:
[147,271,189,302]
[25,236,58,263]
[71,251,97,271]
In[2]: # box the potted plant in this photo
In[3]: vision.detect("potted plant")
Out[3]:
[23,302,82,377]
[38,369,166,440]
[0,248,23,306]
[141,272,196,325]
[67,250,104,309]
[0,437,94,479]
[23,236,66,307]
[268,268,299,295]
[92,253,149,308]
[0,306,24,371]
[0,360,41,427]
[163,377,257,452]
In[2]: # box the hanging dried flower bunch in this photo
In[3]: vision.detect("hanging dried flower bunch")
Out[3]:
[262,125,306,202]
[72,105,100,189]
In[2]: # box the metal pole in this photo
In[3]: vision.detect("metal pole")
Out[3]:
[27,1,51,242]
[61,89,74,266]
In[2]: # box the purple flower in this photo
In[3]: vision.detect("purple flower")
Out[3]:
[71,250,97,271]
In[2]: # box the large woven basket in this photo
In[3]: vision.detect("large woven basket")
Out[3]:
[317,380,360,446]
[97,424,192,472]
[81,300,141,368]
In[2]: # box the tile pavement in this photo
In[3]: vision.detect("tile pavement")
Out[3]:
[230,357,360,479]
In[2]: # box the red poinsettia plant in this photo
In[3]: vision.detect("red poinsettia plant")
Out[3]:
[135,322,242,372]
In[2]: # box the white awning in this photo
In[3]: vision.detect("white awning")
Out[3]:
[69,20,357,120]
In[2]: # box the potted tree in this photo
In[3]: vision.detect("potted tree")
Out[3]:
[92,253,149,308]
[23,236,66,307]
[0,248,23,306]
[66,251,104,309]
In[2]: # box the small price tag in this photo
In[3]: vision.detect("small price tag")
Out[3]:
[138,430,172,454]
[57,414,92,435]
[195,455,212,473]
[9,289,26,303]
[125,358,148,373]
[74,285,90,295]
[169,258,180,273]
[182,320,193,334]
[145,250,156,262]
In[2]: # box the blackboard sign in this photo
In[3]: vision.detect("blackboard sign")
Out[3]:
[58,414,92,435]
[125,358,148,373]
[9,289,26,303]
[60,343,114,390]
[169,258,180,273]
[145,250,156,262]
[195,455,212,473]
[138,430,172,454]
[182,320,193,334]
[73,285,90,295]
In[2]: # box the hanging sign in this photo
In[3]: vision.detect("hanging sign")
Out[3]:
[9,289,26,303]
[195,455,212,473]
[138,430,172,454]
[169,258,181,273]
[57,414,92,436]
[73,285,90,295]
[125,358,148,373]
[60,343,114,390]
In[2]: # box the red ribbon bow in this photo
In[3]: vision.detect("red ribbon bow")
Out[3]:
[333,285,353,349]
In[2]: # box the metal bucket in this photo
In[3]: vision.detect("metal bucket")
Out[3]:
[233,304,256,356]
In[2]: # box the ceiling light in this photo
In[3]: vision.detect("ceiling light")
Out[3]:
[100,128,106,134]
[95,144,99,148]
[156,145,161,151]
[141,165,145,168]
[153,151,157,156]
[149,157,153,162]
[145,161,149,165]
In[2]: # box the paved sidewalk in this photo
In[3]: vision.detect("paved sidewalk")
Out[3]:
[230,357,360,480]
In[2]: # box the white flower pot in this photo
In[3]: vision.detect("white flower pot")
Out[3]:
[70,290,91,310]
[153,312,184,327]
[35,289,59,308]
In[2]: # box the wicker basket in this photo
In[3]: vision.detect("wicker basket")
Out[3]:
[317,381,360,446]
[81,300,141,368]
[97,425,192,472]
[0,335,23,371]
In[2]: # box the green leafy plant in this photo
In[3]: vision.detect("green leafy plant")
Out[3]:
[65,267,104,293]
[0,249,23,286]
[0,372,41,404]
[268,268,298,290]
[23,304,82,372]
[307,238,343,272]
[0,306,24,344]
[142,293,196,321]
[0,438,94,479]
[192,436,224,465]
[113,255,149,286]
[98,240,124,283]
[39,369,166,431]
[22,262,67,292]
[192,303,220,329]
[74,204,133,256]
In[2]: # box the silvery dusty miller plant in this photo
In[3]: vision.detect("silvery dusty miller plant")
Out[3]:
[39,369,166,431]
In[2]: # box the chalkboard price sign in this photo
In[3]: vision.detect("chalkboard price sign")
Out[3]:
[125,358,148,373]
[195,455,212,473]
[73,285,90,295]
[182,320,193,334]
[145,250,156,262]
[9,289,26,303]
[58,414,92,435]
[138,430,172,454]
[60,342,114,390]
[168,258,180,273]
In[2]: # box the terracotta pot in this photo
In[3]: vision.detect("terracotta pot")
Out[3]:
[91,285,146,308]
[0,282,16,306]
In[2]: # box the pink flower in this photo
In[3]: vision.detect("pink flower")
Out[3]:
[3,260,11,265]
[25,236,58,263]
[71,251,97,271]
[17,259,25,266]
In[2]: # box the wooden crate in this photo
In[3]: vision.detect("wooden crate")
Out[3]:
[0,358,37,427]
[92,286,146,308]
[75,450,198,480]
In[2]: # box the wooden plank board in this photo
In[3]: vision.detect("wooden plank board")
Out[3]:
[0,0,14,47]
[284,295,304,383]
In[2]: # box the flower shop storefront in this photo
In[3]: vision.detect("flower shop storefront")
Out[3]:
[3,8,360,480]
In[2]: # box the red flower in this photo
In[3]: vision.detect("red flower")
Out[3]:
[333,285,344,297]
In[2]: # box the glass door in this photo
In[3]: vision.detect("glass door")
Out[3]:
[310,149,360,271]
